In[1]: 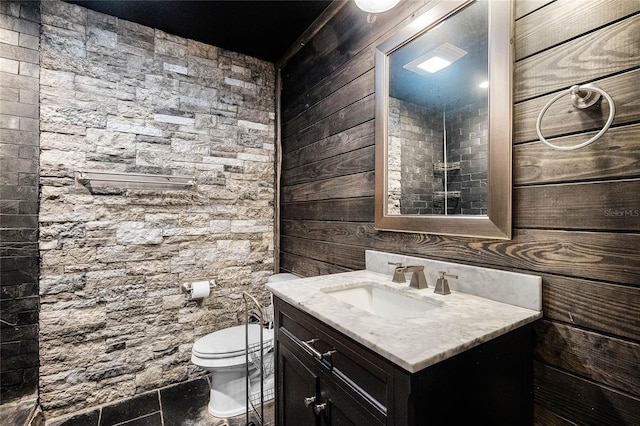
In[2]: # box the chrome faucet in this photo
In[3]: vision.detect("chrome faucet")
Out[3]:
[434,271,458,295]
[389,263,428,289]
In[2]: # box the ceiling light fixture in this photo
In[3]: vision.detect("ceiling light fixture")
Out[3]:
[404,42,468,75]
[478,81,489,89]
[417,57,451,74]
[355,0,400,13]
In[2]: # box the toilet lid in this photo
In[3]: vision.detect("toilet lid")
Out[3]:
[192,324,273,359]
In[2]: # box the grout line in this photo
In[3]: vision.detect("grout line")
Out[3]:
[48,376,211,425]
[112,411,162,426]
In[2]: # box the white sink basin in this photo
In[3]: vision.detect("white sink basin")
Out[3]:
[322,283,441,320]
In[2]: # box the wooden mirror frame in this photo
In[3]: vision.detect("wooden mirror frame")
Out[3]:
[374,0,513,239]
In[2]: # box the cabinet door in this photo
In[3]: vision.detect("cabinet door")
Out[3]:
[278,343,320,426]
[318,374,385,426]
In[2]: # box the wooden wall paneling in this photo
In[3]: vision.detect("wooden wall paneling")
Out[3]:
[515,124,640,185]
[282,146,374,185]
[533,403,578,426]
[280,235,365,271]
[281,0,427,106]
[533,361,640,425]
[280,198,374,222]
[282,69,374,138]
[281,222,505,267]
[282,171,375,203]
[429,229,640,286]
[281,220,374,246]
[515,0,640,61]
[281,220,640,286]
[281,1,363,98]
[277,1,348,70]
[281,2,372,102]
[514,13,640,102]
[514,68,640,144]
[280,221,500,263]
[280,251,352,277]
[282,121,374,171]
[514,0,554,21]
[282,48,374,122]
[278,1,640,423]
[514,179,640,231]
[542,275,640,342]
[535,320,640,397]
[282,94,374,154]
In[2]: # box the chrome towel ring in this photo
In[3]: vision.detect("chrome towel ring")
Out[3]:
[536,84,616,151]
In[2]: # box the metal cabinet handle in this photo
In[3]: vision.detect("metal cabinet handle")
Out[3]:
[313,402,327,415]
[304,396,316,407]
[301,338,324,359]
[302,339,338,360]
[322,349,337,359]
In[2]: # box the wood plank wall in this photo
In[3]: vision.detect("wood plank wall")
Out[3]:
[278,0,640,424]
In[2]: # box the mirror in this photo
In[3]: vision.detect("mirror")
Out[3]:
[374,0,512,239]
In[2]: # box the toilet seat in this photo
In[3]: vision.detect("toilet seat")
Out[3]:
[192,324,273,360]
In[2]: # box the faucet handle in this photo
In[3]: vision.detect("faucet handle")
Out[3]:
[434,271,457,295]
[389,262,406,283]
[438,271,458,280]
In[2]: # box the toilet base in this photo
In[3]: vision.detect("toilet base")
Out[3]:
[207,366,248,418]
[208,392,245,418]
[205,369,275,418]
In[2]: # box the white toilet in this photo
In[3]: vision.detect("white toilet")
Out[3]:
[191,273,299,418]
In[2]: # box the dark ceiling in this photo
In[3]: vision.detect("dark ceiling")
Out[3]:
[66,1,332,63]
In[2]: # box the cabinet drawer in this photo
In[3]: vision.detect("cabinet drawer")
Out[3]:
[276,298,393,413]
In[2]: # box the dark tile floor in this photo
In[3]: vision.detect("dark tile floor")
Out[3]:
[48,377,273,426]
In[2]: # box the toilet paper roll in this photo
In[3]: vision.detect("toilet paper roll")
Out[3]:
[190,281,210,299]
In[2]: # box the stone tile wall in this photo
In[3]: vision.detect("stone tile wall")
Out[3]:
[0,0,41,406]
[445,101,488,215]
[37,0,275,418]
[388,97,442,215]
[388,96,488,215]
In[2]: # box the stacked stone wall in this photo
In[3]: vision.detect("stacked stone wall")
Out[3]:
[387,97,442,215]
[37,0,275,417]
[445,100,488,215]
[387,96,488,216]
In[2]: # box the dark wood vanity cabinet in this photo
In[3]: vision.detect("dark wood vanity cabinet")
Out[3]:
[274,297,534,426]
[278,342,384,426]
[276,303,387,426]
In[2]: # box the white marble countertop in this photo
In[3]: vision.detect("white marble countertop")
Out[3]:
[267,269,542,373]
